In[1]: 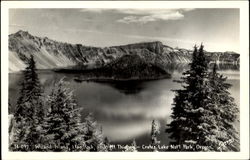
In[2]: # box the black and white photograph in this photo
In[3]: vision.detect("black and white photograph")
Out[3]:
[1,1,249,160]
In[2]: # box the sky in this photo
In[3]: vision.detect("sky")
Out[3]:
[9,8,239,52]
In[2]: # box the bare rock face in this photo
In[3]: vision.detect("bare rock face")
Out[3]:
[8,30,240,72]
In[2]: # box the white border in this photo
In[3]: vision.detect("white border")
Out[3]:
[1,1,249,160]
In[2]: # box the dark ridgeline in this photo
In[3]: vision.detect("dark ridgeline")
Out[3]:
[9,30,240,73]
[166,45,239,151]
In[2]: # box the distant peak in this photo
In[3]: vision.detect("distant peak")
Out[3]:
[11,30,32,38]
[16,30,28,33]
[16,30,29,35]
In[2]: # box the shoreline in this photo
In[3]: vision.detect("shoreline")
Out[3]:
[74,75,171,83]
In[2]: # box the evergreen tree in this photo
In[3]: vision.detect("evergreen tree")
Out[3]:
[9,117,30,151]
[84,113,107,151]
[131,139,138,152]
[166,45,239,151]
[15,55,44,121]
[103,137,110,151]
[124,139,138,152]
[151,120,160,151]
[166,45,209,150]
[11,55,44,151]
[42,79,86,151]
[202,64,239,151]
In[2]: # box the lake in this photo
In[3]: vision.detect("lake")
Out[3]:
[8,65,240,151]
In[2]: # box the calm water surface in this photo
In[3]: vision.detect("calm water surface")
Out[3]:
[9,67,240,151]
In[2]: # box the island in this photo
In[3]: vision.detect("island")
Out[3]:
[55,54,171,82]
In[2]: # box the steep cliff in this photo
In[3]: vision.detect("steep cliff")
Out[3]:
[8,30,240,72]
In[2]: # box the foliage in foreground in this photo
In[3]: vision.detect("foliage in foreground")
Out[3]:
[9,55,107,151]
[9,47,240,152]
[166,45,239,151]
[10,55,44,151]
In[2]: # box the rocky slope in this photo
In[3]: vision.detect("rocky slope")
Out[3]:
[8,30,240,72]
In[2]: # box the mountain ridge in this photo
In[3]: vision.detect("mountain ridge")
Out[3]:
[9,30,240,72]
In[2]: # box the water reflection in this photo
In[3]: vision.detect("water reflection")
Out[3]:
[92,81,146,95]
[8,65,240,148]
